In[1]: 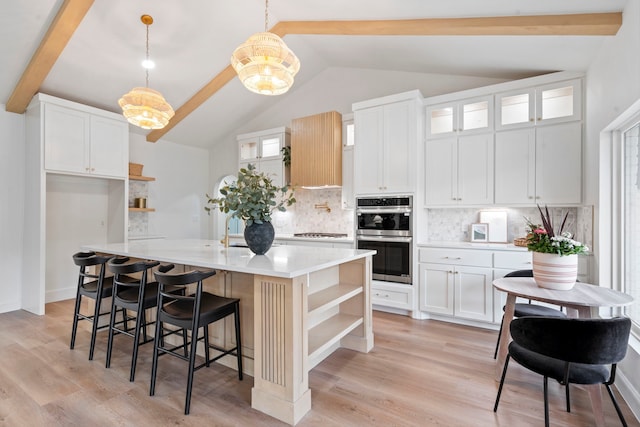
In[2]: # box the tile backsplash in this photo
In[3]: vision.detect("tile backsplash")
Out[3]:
[424,206,593,249]
[272,188,355,236]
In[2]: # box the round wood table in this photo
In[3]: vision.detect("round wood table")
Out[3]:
[493,277,634,427]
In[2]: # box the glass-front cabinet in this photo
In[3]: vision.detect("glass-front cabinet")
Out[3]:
[237,126,290,187]
[426,96,492,137]
[495,79,581,130]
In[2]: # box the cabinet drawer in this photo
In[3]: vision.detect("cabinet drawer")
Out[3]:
[494,251,533,270]
[419,248,492,267]
[371,283,412,310]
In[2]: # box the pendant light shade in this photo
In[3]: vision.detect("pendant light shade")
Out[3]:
[231,1,300,95]
[118,87,174,130]
[119,15,174,130]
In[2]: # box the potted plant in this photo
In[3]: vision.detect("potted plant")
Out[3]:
[205,164,295,254]
[525,205,588,290]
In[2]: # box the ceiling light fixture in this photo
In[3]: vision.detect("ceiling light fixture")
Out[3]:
[230,0,300,96]
[118,15,174,130]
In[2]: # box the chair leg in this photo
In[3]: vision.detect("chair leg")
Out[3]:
[88,295,103,361]
[105,299,118,369]
[182,328,188,357]
[544,376,550,427]
[605,384,628,427]
[150,312,164,396]
[493,315,504,359]
[565,383,571,413]
[185,324,200,415]
[70,291,82,350]
[494,354,511,412]
[203,324,211,367]
[234,305,243,380]
[129,307,145,382]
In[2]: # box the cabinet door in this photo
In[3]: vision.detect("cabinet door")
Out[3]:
[354,107,384,194]
[457,133,494,205]
[425,137,457,206]
[535,122,582,205]
[495,88,535,130]
[256,157,285,188]
[239,137,259,162]
[426,103,456,137]
[259,134,283,159]
[461,97,492,133]
[454,266,493,322]
[44,104,89,174]
[382,100,415,192]
[536,79,582,125]
[342,145,355,209]
[90,116,128,178]
[494,128,536,204]
[419,263,454,315]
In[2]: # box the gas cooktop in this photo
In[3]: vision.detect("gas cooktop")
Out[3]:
[293,232,348,238]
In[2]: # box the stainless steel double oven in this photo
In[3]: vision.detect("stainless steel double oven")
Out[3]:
[355,196,412,284]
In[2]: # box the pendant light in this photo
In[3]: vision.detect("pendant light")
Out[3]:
[119,15,175,130]
[230,0,300,96]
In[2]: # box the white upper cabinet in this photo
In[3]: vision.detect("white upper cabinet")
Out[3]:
[353,91,421,195]
[43,102,128,178]
[425,133,494,206]
[496,79,582,130]
[494,121,582,205]
[426,96,492,138]
[237,127,290,188]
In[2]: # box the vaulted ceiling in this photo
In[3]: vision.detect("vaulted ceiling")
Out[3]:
[1,0,628,148]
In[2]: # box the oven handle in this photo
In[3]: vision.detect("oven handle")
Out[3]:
[356,207,411,215]
[356,236,413,244]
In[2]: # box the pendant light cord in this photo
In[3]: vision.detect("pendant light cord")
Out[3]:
[264,0,269,31]
[145,23,150,88]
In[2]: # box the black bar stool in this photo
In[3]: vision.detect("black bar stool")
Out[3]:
[150,268,243,415]
[105,257,175,382]
[70,251,123,360]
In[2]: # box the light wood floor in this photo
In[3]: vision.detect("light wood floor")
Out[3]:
[0,300,637,426]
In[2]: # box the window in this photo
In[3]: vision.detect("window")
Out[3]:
[623,121,640,326]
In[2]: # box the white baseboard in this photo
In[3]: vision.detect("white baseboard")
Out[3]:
[0,300,21,314]
[617,369,640,423]
[45,286,76,303]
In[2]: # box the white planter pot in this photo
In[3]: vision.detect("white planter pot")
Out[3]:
[532,252,578,290]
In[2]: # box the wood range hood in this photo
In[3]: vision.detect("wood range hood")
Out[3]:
[291,111,343,188]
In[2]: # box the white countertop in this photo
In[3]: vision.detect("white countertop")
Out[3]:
[418,241,529,252]
[82,239,373,278]
[229,234,355,244]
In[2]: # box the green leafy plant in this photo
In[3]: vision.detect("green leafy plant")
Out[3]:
[205,164,295,226]
[281,146,291,167]
[525,205,588,256]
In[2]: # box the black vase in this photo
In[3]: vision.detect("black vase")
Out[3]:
[244,221,275,255]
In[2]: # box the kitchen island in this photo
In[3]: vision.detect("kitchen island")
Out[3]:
[82,239,374,425]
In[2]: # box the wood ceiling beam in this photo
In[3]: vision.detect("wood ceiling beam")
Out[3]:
[5,0,94,114]
[272,13,622,36]
[147,12,621,142]
[146,66,237,142]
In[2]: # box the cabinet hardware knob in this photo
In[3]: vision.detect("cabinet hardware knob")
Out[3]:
[455,257,462,260]
[538,117,542,121]
[536,196,541,199]
[528,196,533,199]
[530,118,534,122]
[454,271,459,274]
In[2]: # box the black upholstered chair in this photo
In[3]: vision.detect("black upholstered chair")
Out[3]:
[70,251,123,360]
[494,316,632,427]
[105,257,179,381]
[493,269,567,359]
[150,268,243,415]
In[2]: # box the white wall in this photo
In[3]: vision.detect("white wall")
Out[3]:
[129,133,210,239]
[586,0,640,418]
[0,107,25,313]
